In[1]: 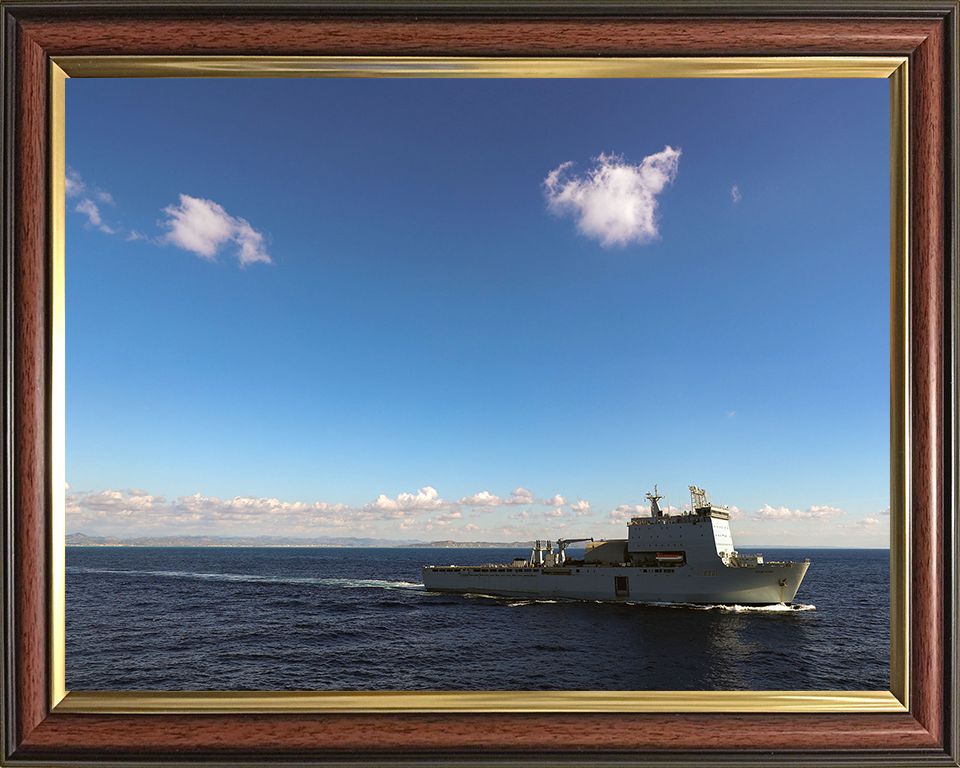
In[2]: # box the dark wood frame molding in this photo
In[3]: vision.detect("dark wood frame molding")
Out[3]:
[2,2,957,765]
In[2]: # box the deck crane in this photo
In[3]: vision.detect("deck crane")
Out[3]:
[556,537,594,565]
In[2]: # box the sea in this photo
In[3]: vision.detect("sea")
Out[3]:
[65,546,889,691]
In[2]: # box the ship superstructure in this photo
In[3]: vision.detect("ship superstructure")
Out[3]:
[421,485,810,606]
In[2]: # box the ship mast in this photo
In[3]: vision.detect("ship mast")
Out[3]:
[645,485,665,518]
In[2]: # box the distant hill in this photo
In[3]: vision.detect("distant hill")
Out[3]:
[65,533,422,548]
[65,533,589,549]
[400,540,534,548]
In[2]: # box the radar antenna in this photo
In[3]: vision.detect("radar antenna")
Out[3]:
[645,484,665,517]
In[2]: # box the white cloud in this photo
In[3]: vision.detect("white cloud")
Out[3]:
[456,488,561,509]
[65,173,272,266]
[161,195,237,259]
[76,488,167,513]
[234,218,270,266]
[508,508,566,522]
[67,487,367,536]
[161,194,272,266]
[66,483,602,539]
[543,146,681,247]
[836,516,887,532]
[504,488,537,506]
[455,489,591,515]
[615,503,650,515]
[880,507,891,516]
[731,184,742,203]
[753,504,793,520]
[726,505,747,520]
[65,168,85,197]
[754,504,845,521]
[75,199,117,234]
[608,504,649,521]
[362,486,448,518]
[456,490,502,508]
[805,505,845,519]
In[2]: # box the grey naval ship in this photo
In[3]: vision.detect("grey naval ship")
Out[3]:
[421,485,810,606]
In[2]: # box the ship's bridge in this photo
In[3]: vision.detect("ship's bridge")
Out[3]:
[628,505,730,527]
[625,485,736,561]
[628,485,730,525]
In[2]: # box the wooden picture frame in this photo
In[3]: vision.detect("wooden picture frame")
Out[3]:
[2,2,957,765]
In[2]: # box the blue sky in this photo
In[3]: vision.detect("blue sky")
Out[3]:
[64,77,890,546]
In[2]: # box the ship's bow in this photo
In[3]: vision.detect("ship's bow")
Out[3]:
[781,559,811,604]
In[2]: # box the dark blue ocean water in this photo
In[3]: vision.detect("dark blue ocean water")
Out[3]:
[65,546,889,691]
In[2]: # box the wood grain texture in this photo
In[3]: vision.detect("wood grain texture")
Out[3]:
[909,15,946,746]
[13,22,49,747]
[4,6,956,765]
[18,16,940,56]
[16,712,941,754]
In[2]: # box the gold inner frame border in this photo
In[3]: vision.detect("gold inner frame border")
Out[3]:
[49,55,910,715]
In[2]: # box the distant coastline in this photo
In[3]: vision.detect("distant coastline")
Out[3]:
[65,533,538,549]
[65,533,885,550]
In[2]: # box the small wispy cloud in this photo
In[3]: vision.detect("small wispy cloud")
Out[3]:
[543,146,681,248]
[66,168,273,269]
[68,168,118,233]
[74,199,117,234]
[731,184,742,204]
[65,168,86,198]
[160,194,272,267]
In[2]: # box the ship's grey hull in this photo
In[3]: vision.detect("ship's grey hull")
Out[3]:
[422,560,810,606]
